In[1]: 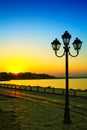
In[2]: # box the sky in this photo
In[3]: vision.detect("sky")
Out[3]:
[0,0,87,76]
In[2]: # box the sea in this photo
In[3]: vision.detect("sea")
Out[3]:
[0,78,87,90]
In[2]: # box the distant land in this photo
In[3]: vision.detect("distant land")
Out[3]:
[56,76,87,79]
[0,72,87,81]
[0,72,55,81]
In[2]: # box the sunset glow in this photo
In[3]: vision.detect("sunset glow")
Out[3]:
[0,0,87,77]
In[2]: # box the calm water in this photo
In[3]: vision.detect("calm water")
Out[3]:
[0,78,87,90]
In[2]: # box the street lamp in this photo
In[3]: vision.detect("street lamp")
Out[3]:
[51,31,82,124]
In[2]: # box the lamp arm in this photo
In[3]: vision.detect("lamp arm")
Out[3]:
[69,50,79,57]
[55,50,65,58]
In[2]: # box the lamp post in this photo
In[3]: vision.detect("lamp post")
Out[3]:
[51,31,82,124]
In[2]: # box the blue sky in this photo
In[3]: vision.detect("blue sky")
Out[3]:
[0,0,87,76]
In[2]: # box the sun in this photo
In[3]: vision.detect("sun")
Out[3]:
[4,57,34,74]
[7,59,24,73]
[13,72,19,74]
[9,65,23,74]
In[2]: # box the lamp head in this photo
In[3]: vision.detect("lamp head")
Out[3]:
[51,38,61,51]
[62,31,71,46]
[72,37,82,50]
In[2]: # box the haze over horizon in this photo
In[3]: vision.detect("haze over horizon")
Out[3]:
[0,0,87,77]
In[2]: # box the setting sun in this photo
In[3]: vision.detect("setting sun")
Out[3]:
[5,58,25,73]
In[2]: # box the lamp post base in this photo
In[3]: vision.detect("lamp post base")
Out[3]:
[63,119,72,124]
[63,108,72,124]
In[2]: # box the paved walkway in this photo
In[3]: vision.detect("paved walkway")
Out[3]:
[0,88,87,130]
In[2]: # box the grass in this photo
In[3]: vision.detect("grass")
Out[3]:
[0,90,87,130]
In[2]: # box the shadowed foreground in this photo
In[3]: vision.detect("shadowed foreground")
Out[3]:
[0,95,20,130]
[0,110,20,130]
[0,92,87,130]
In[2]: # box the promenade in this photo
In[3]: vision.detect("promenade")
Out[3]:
[0,88,87,130]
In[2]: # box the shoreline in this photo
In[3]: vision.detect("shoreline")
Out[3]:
[0,76,87,81]
[0,78,87,90]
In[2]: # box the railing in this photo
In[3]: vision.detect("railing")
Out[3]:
[0,83,87,97]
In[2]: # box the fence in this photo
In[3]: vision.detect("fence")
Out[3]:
[0,83,87,97]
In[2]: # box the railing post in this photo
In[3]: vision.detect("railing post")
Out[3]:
[62,89,64,95]
[37,86,39,92]
[25,86,26,91]
[44,87,46,93]
[52,87,55,94]
[30,86,32,91]
[74,90,76,96]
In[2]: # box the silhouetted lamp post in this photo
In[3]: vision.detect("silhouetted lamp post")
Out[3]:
[51,31,82,123]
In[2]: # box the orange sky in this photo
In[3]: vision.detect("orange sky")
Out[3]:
[0,44,86,77]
